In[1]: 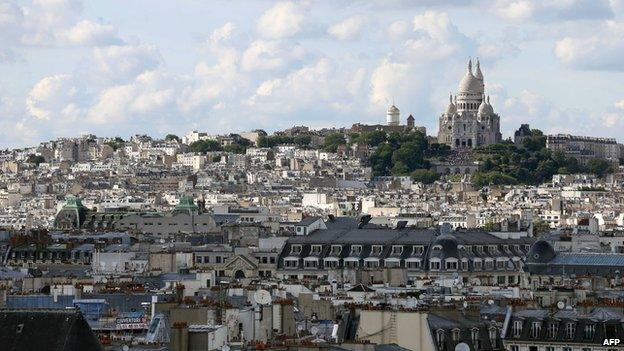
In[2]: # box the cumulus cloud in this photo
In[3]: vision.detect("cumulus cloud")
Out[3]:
[405,11,473,59]
[328,16,367,41]
[56,20,121,46]
[26,74,82,120]
[493,0,614,23]
[257,1,305,39]
[555,21,624,70]
[93,43,162,83]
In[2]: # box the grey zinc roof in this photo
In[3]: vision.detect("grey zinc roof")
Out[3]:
[550,253,624,266]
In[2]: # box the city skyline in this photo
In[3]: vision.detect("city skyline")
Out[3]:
[1,0,624,148]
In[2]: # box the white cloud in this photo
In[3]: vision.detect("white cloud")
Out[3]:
[493,0,614,23]
[256,1,305,39]
[387,20,410,41]
[209,22,237,45]
[56,19,121,46]
[328,16,366,41]
[93,43,162,83]
[26,74,81,120]
[404,11,472,59]
[615,100,624,109]
[555,21,624,70]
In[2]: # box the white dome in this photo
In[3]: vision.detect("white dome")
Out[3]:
[458,71,483,94]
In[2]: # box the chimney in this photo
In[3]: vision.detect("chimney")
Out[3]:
[396,220,408,230]
[358,215,372,229]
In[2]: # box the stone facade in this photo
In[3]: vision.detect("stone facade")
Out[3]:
[437,59,502,149]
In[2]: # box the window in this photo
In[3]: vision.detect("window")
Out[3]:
[445,261,458,270]
[413,246,424,255]
[310,245,322,255]
[345,260,359,268]
[304,260,318,268]
[564,322,576,339]
[563,348,572,351]
[291,245,302,254]
[489,328,498,347]
[485,260,494,270]
[497,260,506,270]
[391,245,403,255]
[365,260,379,268]
[284,259,298,268]
[548,323,558,339]
[461,260,468,270]
[531,321,541,338]
[584,324,595,339]
[474,261,482,270]
[510,346,519,351]
[546,347,555,351]
[330,245,342,255]
[452,329,460,342]
[371,245,383,255]
[324,260,338,269]
[351,245,362,255]
[512,320,523,338]
[471,328,479,347]
[407,261,421,269]
[430,261,441,270]
[385,260,400,268]
[436,330,445,348]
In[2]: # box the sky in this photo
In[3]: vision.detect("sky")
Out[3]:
[1,0,624,148]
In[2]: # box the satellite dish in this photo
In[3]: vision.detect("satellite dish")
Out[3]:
[222,345,231,351]
[122,346,130,351]
[488,299,494,305]
[455,342,470,351]
[557,301,565,310]
[254,289,271,305]
[311,326,320,335]
[452,272,459,280]
[463,301,468,308]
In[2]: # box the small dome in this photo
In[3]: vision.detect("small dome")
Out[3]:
[478,100,489,115]
[428,234,460,261]
[486,96,494,114]
[527,240,556,264]
[387,105,399,113]
[445,94,456,115]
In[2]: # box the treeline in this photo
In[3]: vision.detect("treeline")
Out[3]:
[472,129,612,187]
[257,135,312,148]
[188,138,251,154]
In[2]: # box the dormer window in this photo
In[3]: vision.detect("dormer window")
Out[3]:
[371,245,383,255]
[471,328,480,348]
[413,246,424,255]
[351,245,362,255]
[391,245,403,255]
[548,323,558,339]
[512,320,523,338]
[584,324,595,339]
[330,245,342,255]
[476,246,484,254]
[452,328,460,342]
[531,321,541,339]
[564,322,576,339]
[433,245,442,251]
[310,245,322,255]
[436,330,445,348]
[291,245,302,254]
[489,327,498,347]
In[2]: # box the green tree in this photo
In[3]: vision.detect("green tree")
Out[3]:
[586,158,611,177]
[26,154,46,165]
[411,169,439,184]
[188,140,222,153]
[323,133,346,152]
[369,143,394,176]
[105,137,125,151]
[165,134,180,142]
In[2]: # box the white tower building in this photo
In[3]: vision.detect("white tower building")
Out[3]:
[386,105,400,126]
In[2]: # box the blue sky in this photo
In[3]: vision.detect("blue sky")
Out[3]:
[1,0,624,148]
